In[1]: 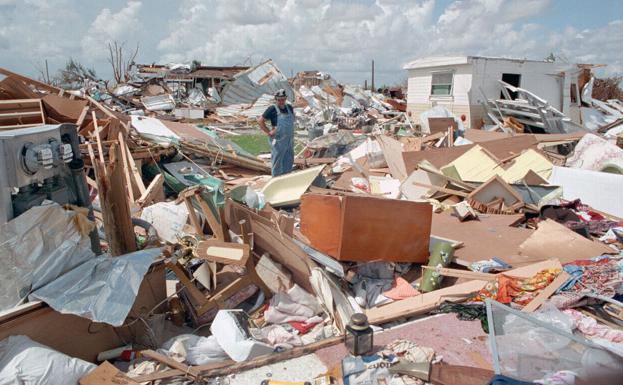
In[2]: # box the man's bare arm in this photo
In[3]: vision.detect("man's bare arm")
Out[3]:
[258,116,275,136]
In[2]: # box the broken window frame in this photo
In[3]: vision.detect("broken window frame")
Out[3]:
[430,71,454,97]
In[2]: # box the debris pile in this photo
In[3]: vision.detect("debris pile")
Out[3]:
[0,59,622,385]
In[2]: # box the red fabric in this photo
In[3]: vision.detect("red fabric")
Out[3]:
[288,320,320,334]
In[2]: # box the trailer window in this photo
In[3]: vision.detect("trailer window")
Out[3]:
[431,72,453,96]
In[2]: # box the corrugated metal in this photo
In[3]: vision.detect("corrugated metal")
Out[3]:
[215,93,274,118]
[141,94,175,111]
[220,59,294,105]
[215,104,248,117]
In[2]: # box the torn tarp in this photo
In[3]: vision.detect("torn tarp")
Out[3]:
[0,203,95,312]
[29,247,161,326]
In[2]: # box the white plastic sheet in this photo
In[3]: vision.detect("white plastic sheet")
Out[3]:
[160,334,228,365]
[29,248,161,326]
[0,335,95,385]
[0,203,95,312]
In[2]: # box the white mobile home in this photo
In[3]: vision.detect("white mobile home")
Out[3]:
[403,56,586,129]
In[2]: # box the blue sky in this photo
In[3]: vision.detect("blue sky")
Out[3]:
[1,0,622,86]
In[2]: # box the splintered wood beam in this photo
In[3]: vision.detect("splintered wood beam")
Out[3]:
[94,143,137,256]
[136,173,164,208]
[117,132,135,202]
[91,112,106,165]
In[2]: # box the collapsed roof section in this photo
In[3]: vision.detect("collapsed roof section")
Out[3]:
[219,59,294,105]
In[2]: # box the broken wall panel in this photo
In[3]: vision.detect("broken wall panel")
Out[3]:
[300,193,432,263]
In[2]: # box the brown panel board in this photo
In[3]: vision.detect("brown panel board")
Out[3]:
[299,193,343,257]
[428,117,458,135]
[431,211,532,265]
[300,193,432,263]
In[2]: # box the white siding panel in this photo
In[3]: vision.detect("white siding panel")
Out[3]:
[407,64,472,106]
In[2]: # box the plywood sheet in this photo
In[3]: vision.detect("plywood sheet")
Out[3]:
[431,211,532,265]
[42,94,88,122]
[517,219,615,264]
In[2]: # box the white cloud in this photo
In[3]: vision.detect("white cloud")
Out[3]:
[0,0,621,86]
[81,1,142,59]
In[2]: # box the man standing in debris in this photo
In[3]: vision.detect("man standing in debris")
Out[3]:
[259,89,295,176]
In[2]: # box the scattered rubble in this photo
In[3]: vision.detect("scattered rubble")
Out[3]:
[0,54,622,385]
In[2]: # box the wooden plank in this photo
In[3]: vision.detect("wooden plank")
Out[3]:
[196,192,225,240]
[76,106,89,126]
[123,137,146,194]
[367,279,487,324]
[431,211,532,266]
[117,132,135,202]
[136,173,164,208]
[522,271,570,312]
[249,217,317,293]
[218,205,231,242]
[183,198,203,235]
[132,336,343,382]
[93,143,136,256]
[367,259,562,324]
[0,111,42,118]
[86,95,118,120]
[91,112,106,164]
[421,266,497,281]
[107,118,121,142]
[141,349,201,379]
[79,361,139,385]
[421,131,446,143]
[516,219,615,265]
[85,174,98,190]
[428,117,457,135]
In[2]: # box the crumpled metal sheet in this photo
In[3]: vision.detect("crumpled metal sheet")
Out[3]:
[0,203,95,312]
[220,59,293,105]
[29,248,161,327]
